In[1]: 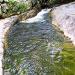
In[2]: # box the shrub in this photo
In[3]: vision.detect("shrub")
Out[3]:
[36,0,75,7]
[6,0,29,16]
[13,3,28,13]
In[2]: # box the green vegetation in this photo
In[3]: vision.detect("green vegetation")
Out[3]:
[6,1,29,16]
[0,0,75,18]
[53,43,75,75]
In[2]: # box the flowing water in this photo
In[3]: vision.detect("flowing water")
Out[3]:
[4,9,75,75]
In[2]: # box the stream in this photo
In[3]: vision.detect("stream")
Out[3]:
[4,9,75,75]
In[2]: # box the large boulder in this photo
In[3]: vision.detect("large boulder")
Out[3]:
[51,2,75,45]
[0,15,18,75]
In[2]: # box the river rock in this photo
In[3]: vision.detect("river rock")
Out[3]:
[51,2,75,45]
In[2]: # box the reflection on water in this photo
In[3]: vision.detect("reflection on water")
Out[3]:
[4,9,75,75]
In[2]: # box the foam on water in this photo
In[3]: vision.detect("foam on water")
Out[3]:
[22,9,51,23]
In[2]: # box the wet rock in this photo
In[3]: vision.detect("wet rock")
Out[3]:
[0,15,18,75]
[51,2,75,45]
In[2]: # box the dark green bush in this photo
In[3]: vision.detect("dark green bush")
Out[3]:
[36,0,75,8]
[13,3,28,13]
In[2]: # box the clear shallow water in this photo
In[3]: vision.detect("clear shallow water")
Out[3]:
[4,9,75,75]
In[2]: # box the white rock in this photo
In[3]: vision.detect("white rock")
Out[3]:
[0,15,18,75]
[51,2,75,45]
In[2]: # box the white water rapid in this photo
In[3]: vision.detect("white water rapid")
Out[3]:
[22,9,51,23]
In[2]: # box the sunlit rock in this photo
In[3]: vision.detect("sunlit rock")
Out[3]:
[51,2,75,45]
[0,15,18,75]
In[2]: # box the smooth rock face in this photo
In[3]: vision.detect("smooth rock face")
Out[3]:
[0,15,18,75]
[51,2,75,45]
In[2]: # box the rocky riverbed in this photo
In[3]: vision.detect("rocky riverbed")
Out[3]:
[4,8,75,75]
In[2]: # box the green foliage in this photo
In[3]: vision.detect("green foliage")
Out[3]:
[48,0,59,4]
[8,0,16,3]
[1,0,74,17]
[6,0,29,16]
[13,3,28,13]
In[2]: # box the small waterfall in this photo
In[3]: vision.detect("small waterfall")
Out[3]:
[22,9,51,23]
